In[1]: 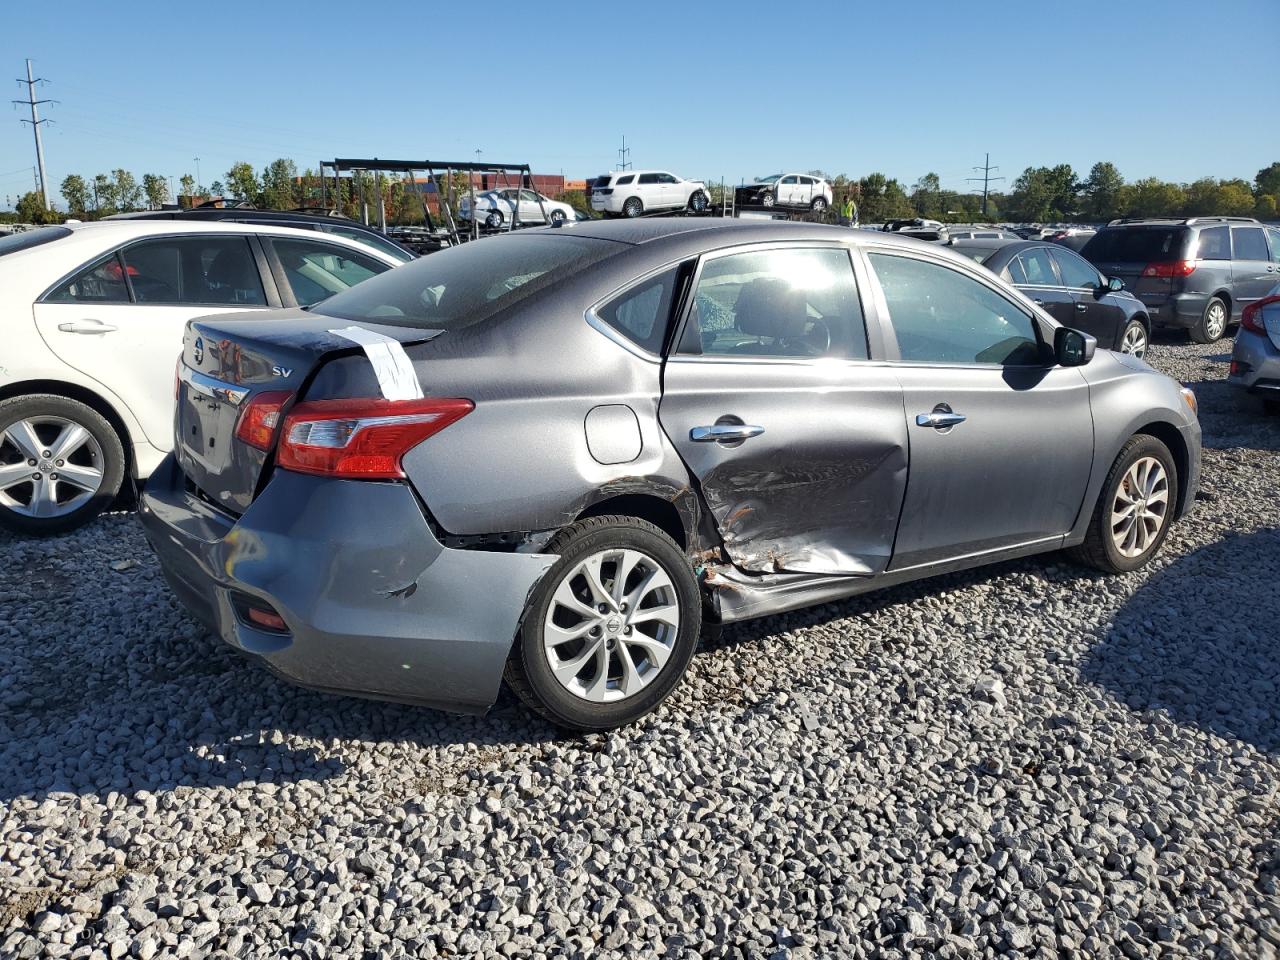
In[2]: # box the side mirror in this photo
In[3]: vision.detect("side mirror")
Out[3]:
[1055,327,1096,366]
[1107,276,1124,292]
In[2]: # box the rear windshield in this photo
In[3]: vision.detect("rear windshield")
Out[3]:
[1082,227,1189,263]
[311,233,620,331]
[0,226,72,257]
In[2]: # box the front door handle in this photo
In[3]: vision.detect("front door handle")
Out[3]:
[57,319,118,334]
[690,423,765,443]
[915,410,967,429]
[1032,298,1044,305]
[1075,302,1088,312]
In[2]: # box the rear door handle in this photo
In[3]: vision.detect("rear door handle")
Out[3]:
[690,423,765,443]
[1075,302,1088,312]
[915,411,967,429]
[1032,298,1044,305]
[57,319,118,334]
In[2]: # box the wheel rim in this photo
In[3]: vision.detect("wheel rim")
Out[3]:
[1110,456,1169,558]
[0,416,105,519]
[542,547,680,703]
[762,193,774,207]
[691,193,706,212]
[551,210,565,224]
[1121,323,1148,357]
[1205,302,1226,339]
[813,198,827,211]
[625,200,641,217]
[486,212,502,228]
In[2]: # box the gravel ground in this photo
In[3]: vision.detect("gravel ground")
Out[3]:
[2,336,1278,960]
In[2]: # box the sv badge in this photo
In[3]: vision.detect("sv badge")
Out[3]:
[272,365,293,378]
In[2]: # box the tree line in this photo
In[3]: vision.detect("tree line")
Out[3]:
[7,157,1279,227]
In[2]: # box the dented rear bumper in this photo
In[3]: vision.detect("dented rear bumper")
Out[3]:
[139,455,555,714]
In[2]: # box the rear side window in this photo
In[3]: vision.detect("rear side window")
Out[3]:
[1269,228,1280,263]
[1016,248,1059,285]
[638,173,659,185]
[680,247,867,360]
[1195,226,1230,260]
[326,226,412,263]
[272,238,387,306]
[0,226,71,257]
[1232,227,1269,261]
[46,254,131,303]
[595,266,681,354]
[1004,257,1028,284]
[122,236,266,305]
[1082,227,1190,262]
[312,234,620,331]
[869,253,1043,366]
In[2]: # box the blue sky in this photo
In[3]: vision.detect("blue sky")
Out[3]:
[3,0,1277,207]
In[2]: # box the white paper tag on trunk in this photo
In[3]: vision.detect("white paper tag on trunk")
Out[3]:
[330,326,424,401]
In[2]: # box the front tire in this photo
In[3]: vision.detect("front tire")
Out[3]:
[549,209,567,225]
[1118,318,1149,357]
[1191,296,1228,343]
[505,516,702,731]
[688,191,709,214]
[760,191,776,208]
[485,211,504,230]
[0,394,125,535]
[1067,434,1178,574]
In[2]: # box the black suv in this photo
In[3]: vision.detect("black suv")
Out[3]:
[1081,217,1280,343]
[109,205,417,263]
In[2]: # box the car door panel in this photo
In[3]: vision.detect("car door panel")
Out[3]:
[1230,226,1275,309]
[32,236,272,448]
[660,359,908,575]
[1050,248,1124,347]
[889,364,1093,568]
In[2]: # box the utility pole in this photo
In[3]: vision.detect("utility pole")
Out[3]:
[193,157,202,193]
[966,153,1004,218]
[617,135,631,171]
[13,59,53,209]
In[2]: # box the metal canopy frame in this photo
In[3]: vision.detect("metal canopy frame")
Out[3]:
[319,158,550,246]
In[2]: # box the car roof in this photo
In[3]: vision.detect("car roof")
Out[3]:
[110,207,376,226]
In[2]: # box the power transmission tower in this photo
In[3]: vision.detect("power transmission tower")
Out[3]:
[617,135,631,171]
[966,153,1004,218]
[13,59,53,209]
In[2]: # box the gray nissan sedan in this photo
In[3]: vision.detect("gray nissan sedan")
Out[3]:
[140,219,1202,731]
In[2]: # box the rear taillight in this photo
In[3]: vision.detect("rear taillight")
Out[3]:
[596,188,613,196]
[276,397,473,479]
[1141,260,1196,278]
[235,391,293,451]
[1241,295,1280,335]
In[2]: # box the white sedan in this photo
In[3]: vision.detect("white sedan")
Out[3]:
[0,220,403,534]
[457,189,575,229]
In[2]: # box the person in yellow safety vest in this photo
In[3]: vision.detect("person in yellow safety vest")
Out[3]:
[841,195,858,227]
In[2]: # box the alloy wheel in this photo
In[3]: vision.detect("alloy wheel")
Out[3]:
[761,192,775,207]
[1110,456,1169,558]
[1205,302,1226,340]
[542,547,680,703]
[0,416,106,519]
[1121,323,1148,357]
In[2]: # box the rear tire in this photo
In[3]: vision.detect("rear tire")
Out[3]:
[1067,434,1177,574]
[1190,296,1228,343]
[623,197,644,218]
[549,209,567,226]
[0,394,125,536]
[811,196,829,212]
[504,516,702,731]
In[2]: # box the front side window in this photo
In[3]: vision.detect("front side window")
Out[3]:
[596,266,681,354]
[656,173,678,184]
[780,175,798,185]
[122,236,265,305]
[272,239,387,306]
[46,253,131,303]
[1003,257,1028,284]
[1052,249,1102,289]
[868,253,1043,366]
[326,226,412,263]
[1269,228,1280,263]
[1197,226,1230,260]
[1232,227,1269,261]
[681,247,867,360]
[1016,248,1060,286]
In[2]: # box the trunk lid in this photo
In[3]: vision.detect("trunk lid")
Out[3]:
[175,310,436,514]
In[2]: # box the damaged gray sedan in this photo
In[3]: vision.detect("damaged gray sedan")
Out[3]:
[141,219,1202,730]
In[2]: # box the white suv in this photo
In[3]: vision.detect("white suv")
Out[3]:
[590,170,710,218]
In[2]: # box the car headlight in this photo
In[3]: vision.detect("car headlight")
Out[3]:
[1180,387,1198,416]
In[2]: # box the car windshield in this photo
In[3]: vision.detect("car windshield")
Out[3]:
[756,174,782,184]
[0,226,72,257]
[1083,227,1190,263]
[311,234,620,331]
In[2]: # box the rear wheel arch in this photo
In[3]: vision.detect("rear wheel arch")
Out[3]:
[1133,420,1190,516]
[0,379,137,479]
[574,492,690,552]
